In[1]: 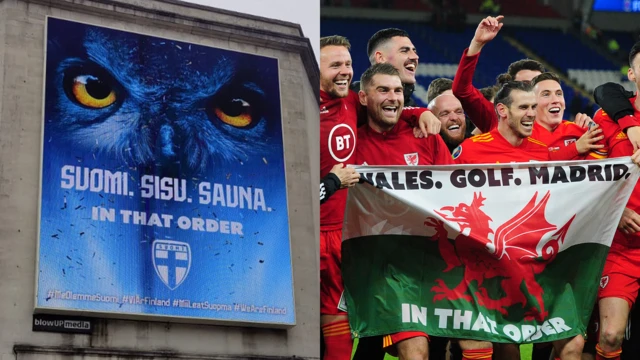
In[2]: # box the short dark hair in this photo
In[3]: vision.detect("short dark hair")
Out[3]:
[320,35,351,50]
[367,28,410,64]
[360,63,401,91]
[495,73,512,85]
[531,72,561,88]
[479,86,497,102]
[630,41,640,67]
[426,78,453,102]
[507,59,545,79]
[494,81,533,110]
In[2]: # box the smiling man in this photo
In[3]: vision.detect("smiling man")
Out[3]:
[319,35,360,360]
[454,81,548,164]
[428,93,467,152]
[320,35,439,360]
[530,72,605,161]
[357,63,452,167]
[366,28,419,106]
[452,81,592,360]
[355,62,452,360]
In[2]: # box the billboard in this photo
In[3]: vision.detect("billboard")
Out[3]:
[592,0,640,12]
[36,17,294,326]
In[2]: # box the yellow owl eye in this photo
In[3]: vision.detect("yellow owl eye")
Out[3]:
[71,75,116,109]
[214,98,253,127]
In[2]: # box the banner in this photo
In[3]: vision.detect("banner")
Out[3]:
[36,17,294,325]
[342,159,638,343]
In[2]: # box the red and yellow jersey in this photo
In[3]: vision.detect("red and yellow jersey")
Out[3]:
[593,106,634,157]
[453,128,549,164]
[593,100,640,247]
[356,120,453,166]
[533,121,607,161]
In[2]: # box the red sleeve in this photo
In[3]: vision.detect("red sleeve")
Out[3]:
[594,108,631,156]
[549,142,580,161]
[400,106,429,127]
[451,48,498,133]
[549,123,608,160]
[618,114,640,131]
[610,136,634,157]
[430,135,454,165]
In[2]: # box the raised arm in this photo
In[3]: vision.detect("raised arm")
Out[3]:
[452,16,504,133]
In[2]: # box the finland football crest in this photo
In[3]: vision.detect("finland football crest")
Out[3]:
[152,240,191,290]
[404,153,419,166]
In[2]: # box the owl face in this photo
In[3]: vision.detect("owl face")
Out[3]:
[46,24,281,177]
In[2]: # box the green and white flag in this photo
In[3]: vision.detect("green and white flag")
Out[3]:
[342,158,639,343]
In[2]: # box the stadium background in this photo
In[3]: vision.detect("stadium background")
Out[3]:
[321,0,640,359]
[321,0,640,117]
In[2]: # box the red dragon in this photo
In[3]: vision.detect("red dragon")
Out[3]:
[424,191,575,321]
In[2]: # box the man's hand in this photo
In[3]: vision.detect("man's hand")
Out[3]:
[573,113,594,128]
[468,15,504,56]
[626,126,640,151]
[414,111,441,138]
[631,148,640,166]
[619,207,640,234]
[575,124,604,154]
[330,163,360,188]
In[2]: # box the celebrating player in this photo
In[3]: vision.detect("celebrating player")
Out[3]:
[428,93,468,152]
[452,15,544,133]
[319,35,361,360]
[355,62,452,360]
[453,81,586,360]
[530,72,605,160]
[591,41,640,360]
[366,28,420,106]
[320,34,442,360]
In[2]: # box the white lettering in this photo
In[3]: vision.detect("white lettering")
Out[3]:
[503,324,521,342]
[402,303,411,323]
[434,308,453,329]
[521,325,537,341]
[471,312,491,333]
[411,305,427,326]
[549,317,571,333]
[453,310,472,330]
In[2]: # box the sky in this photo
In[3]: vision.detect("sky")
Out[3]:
[178,0,319,62]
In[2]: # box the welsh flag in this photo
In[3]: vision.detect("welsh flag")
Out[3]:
[342,158,639,343]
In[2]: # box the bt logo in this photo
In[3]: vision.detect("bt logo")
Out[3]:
[328,124,356,162]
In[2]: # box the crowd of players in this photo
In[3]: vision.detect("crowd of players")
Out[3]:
[320,14,640,360]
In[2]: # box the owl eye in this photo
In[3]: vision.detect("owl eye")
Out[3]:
[64,72,117,109]
[214,98,253,128]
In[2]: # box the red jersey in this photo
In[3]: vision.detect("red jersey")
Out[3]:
[320,90,359,230]
[452,48,497,133]
[320,90,428,230]
[593,100,640,247]
[356,120,453,166]
[453,128,549,164]
[533,121,606,161]
[452,48,610,161]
